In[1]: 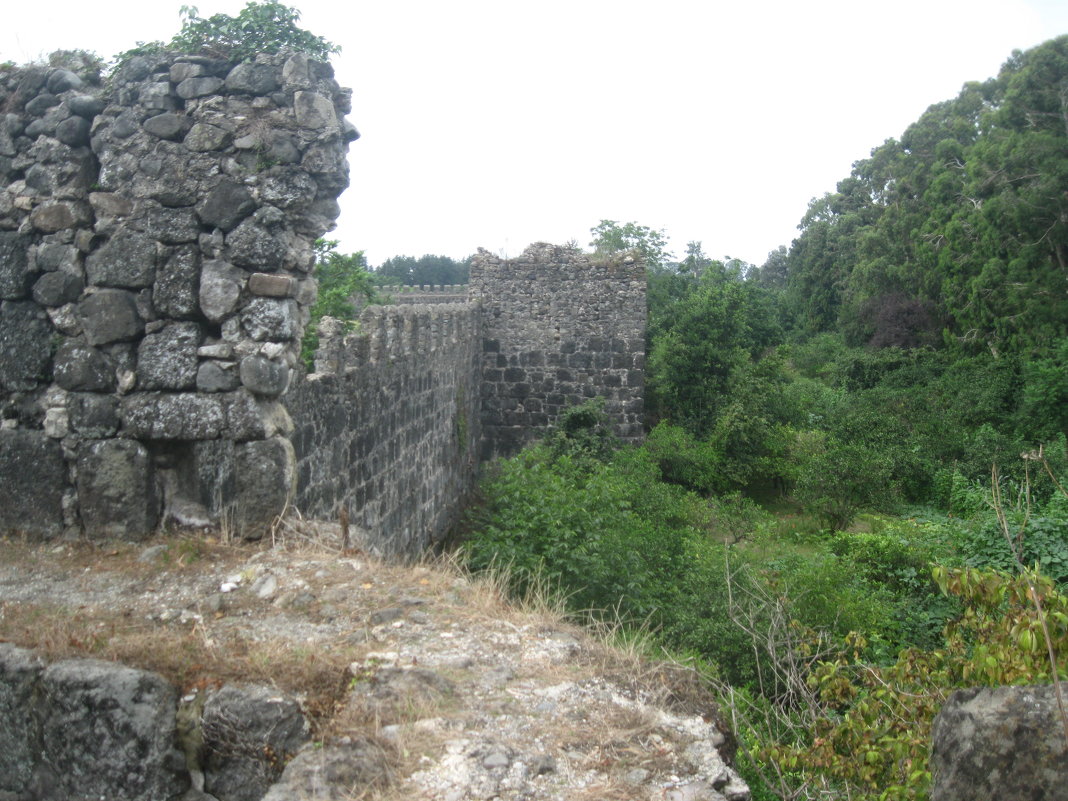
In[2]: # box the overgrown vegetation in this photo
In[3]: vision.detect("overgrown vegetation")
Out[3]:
[300,239,376,370]
[463,34,1068,801]
[114,1,339,66]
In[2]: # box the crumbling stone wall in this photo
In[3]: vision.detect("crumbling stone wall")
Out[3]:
[470,243,646,460]
[0,55,645,551]
[286,303,481,556]
[0,51,354,539]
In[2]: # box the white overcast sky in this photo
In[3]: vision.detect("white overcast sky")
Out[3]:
[3,1,1068,267]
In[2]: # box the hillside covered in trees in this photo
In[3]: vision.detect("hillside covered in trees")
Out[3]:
[463,35,1068,801]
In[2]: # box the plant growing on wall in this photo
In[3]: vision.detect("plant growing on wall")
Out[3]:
[116,2,339,64]
[301,240,376,370]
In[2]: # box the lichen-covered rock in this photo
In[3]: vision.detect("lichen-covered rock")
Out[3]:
[0,231,32,299]
[121,392,225,440]
[67,392,120,438]
[77,288,144,344]
[76,438,160,540]
[202,684,310,801]
[239,354,290,397]
[0,645,44,796]
[261,739,389,801]
[53,340,115,391]
[241,297,299,342]
[154,244,201,318]
[0,430,67,538]
[85,229,158,288]
[199,259,246,323]
[197,179,256,232]
[931,683,1068,801]
[138,321,201,390]
[38,658,187,801]
[234,436,296,536]
[0,300,52,391]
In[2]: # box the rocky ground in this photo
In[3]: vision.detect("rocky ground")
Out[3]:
[0,520,749,801]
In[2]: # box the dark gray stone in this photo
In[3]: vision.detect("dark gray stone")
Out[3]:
[239,355,289,397]
[226,220,286,271]
[121,392,225,440]
[46,69,82,94]
[202,684,309,801]
[0,232,32,299]
[224,63,280,95]
[68,95,105,118]
[0,431,66,538]
[0,644,44,795]
[77,439,160,540]
[35,242,79,272]
[53,340,115,391]
[39,659,185,801]
[85,230,158,288]
[143,113,193,141]
[261,739,389,801]
[153,245,200,318]
[29,202,80,233]
[931,682,1068,801]
[241,297,299,342]
[294,91,337,130]
[234,437,296,535]
[0,300,52,391]
[68,392,119,438]
[133,203,199,245]
[55,115,90,147]
[24,93,59,116]
[197,179,256,232]
[77,289,143,345]
[175,76,224,99]
[138,322,201,390]
[259,170,317,210]
[32,271,84,306]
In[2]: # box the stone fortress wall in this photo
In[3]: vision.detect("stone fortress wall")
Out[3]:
[0,53,646,555]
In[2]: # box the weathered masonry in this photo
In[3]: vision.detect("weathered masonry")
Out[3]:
[0,54,645,556]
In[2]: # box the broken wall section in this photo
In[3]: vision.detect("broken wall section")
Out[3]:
[470,244,646,460]
[287,302,481,557]
[0,51,356,539]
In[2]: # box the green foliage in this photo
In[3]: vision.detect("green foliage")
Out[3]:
[546,398,618,463]
[793,435,896,530]
[960,515,1068,583]
[373,254,470,287]
[300,240,375,370]
[115,2,339,65]
[589,219,672,269]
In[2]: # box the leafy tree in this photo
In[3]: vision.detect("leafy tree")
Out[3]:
[374,254,470,286]
[301,240,375,369]
[589,220,673,269]
[116,1,339,64]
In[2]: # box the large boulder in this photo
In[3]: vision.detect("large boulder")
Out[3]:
[0,645,45,795]
[76,438,160,540]
[202,684,310,801]
[931,682,1068,801]
[38,658,188,801]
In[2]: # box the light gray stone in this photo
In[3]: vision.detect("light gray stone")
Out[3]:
[197,360,240,392]
[176,76,224,99]
[226,219,287,271]
[261,739,389,801]
[234,437,296,535]
[294,91,338,130]
[241,297,299,342]
[184,123,232,153]
[199,260,245,323]
[76,439,160,540]
[239,354,290,397]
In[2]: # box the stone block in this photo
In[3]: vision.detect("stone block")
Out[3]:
[199,259,245,323]
[85,229,158,288]
[68,392,119,438]
[0,300,52,391]
[137,321,201,390]
[197,360,240,392]
[241,297,299,342]
[142,112,192,141]
[239,354,290,397]
[39,659,186,801]
[248,272,295,297]
[121,392,225,440]
[76,439,160,540]
[77,289,143,345]
[203,684,309,801]
[53,340,115,392]
[32,270,83,306]
[153,244,200,318]
[196,179,255,232]
[184,122,232,153]
[234,437,296,535]
[0,645,44,795]
[225,62,280,95]
[226,220,286,271]
[0,232,32,299]
[931,682,1068,801]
